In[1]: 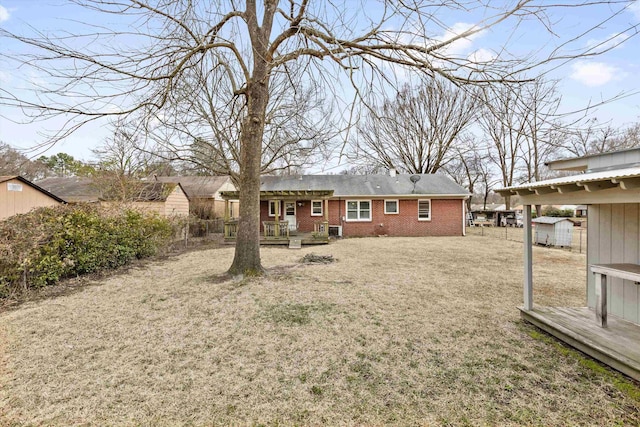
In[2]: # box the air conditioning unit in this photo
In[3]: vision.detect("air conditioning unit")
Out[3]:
[328,225,342,237]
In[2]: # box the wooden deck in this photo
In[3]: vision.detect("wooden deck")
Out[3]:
[521,306,640,381]
[224,232,329,246]
[259,232,329,246]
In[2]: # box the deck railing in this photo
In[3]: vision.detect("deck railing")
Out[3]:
[263,220,289,239]
[224,220,238,239]
[313,220,329,237]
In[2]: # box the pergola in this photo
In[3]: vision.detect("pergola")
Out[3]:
[220,189,334,242]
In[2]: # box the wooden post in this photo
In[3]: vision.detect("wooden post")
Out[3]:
[224,199,230,221]
[594,272,608,327]
[324,199,329,222]
[274,199,280,237]
[523,205,533,310]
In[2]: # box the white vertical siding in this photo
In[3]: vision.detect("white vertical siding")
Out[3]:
[623,204,639,322]
[610,204,625,317]
[588,204,640,324]
[587,206,598,307]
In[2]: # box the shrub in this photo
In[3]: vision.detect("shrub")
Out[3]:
[0,204,174,298]
[543,206,574,217]
[543,206,562,217]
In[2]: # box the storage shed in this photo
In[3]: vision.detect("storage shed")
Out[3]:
[532,216,573,247]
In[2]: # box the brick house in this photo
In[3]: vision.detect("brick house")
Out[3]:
[221,174,469,243]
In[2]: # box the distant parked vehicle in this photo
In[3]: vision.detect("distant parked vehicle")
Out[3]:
[501,213,523,227]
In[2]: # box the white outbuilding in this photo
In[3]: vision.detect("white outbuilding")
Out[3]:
[532,216,573,247]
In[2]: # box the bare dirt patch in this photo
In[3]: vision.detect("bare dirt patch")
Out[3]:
[1,236,638,426]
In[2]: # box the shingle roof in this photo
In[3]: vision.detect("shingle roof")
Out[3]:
[126,182,180,202]
[2,176,66,203]
[37,176,187,202]
[259,174,468,197]
[36,177,101,203]
[154,176,231,199]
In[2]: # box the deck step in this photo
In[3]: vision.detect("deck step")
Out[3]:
[289,238,302,249]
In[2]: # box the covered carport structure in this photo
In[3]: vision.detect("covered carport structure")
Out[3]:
[498,149,640,381]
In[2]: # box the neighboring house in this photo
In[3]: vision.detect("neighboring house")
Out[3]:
[0,176,65,220]
[155,176,237,218]
[37,177,189,217]
[221,174,469,244]
[470,204,520,227]
[119,182,190,217]
[497,147,640,381]
[575,205,588,217]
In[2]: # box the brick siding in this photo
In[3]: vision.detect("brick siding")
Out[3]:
[259,198,464,237]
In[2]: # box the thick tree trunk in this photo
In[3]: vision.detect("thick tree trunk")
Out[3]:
[535,204,542,217]
[228,6,272,276]
[504,195,511,210]
[228,79,270,276]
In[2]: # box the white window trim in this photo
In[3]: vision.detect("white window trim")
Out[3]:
[345,199,372,222]
[284,201,296,216]
[418,199,431,221]
[268,200,281,217]
[384,199,399,215]
[311,200,323,216]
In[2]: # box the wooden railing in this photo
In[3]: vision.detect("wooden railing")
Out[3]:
[313,221,329,237]
[224,220,238,239]
[263,221,289,239]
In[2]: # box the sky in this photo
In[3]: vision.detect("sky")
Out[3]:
[0,1,639,169]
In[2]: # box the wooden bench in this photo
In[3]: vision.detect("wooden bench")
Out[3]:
[590,263,640,328]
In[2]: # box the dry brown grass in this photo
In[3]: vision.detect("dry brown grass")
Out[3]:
[1,236,638,426]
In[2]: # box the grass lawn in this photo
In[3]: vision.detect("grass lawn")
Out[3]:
[1,235,639,425]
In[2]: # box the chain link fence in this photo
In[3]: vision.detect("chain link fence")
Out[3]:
[466,224,587,254]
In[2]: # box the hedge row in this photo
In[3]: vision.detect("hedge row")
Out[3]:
[0,204,174,298]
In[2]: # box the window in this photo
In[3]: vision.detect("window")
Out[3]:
[384,199,399,214]
[268,200,281,217]
[418,199,431,221]
[285,202,295,216]
[7,183,22,192]
[311,200,323,216]
[346,200,371,221]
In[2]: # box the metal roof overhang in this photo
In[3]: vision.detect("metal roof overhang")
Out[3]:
[220,189,334,200]
[496,166,640,205]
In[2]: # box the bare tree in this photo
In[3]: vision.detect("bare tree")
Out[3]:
[141,64,336,181]
[518,79,563,183]
[1,1,638,275]
[352,78,477,174]
[590,121,640,154]
[443,137,489,210]
[480,84,529,209]
[91,120,177,200]
[93,121,157,178]
[558,117,640,159]
[0,142,51,180]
